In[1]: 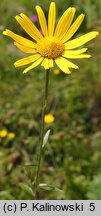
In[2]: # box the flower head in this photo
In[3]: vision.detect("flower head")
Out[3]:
[44,114,55,124]
[8,132,15,139]
[0,129,8,138]
[30,15,38,23]
[53,69,61,75]
[3,2,99,74]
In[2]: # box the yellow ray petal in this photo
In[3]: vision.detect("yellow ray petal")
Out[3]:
[15,15,40,41]
[41,58,53,69]
[3,29,36,48]
[65,31,99,49]
[54,7,73,38]
[36,5,48,37]
[55,57,78,73]
[14,42,36,53]
[20,13,43,40]
[60,8,76,40]
[48,2,56,36]
[14,54,41,67]
[62,48,88,58]
[49,59,54,68]
[23,57,44,74]
[62,14,85,43]
[71,54,91,58]
[63,53,91,59]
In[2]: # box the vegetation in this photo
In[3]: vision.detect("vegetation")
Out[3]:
[0,0,101,199]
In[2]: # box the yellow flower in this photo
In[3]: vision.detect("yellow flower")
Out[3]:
[44,114,55,124]
[8,132,15,139]
[0,129,8,138]
[53,69,61,75]
[3,2,99,74]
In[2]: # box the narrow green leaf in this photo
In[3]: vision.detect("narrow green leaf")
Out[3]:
[19,183,33,196]
[54,187,64,193]
[43,129,51,148]
[39,183,52,191]
[39,183,64,193]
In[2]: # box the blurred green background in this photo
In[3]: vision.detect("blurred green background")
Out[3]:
[0,0,101,199]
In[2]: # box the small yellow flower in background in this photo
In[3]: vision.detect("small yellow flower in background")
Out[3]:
[0,129,8,138]
[44,114,55,124]
[3,2,99,74]
[8,132,15,139]
[53,69,61,75]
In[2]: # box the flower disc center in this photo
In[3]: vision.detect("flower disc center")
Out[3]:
[36,37,65,59]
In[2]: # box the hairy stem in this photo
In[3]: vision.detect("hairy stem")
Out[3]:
[35,69,50,199]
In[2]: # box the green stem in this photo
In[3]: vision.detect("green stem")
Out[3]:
[35,69,50,199]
